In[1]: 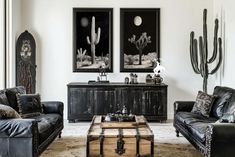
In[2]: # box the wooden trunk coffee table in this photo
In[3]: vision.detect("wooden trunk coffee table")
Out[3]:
[86,115,154,157]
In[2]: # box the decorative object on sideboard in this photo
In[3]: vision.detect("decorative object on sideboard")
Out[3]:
[16,30,36,94]
[145,74,154,84]
[98,62,109,83]
[120,8,160,72]
[129,73,138,84]
[190,9,222,93]
[153,61,165,84]
[73,8,113,72]
[124,77,129,84]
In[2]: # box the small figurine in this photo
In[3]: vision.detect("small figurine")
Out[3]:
[124,77,129,84]
[134,74,138,84]
[130,73,134,84]
[122,105,128,115]
[153,61,165,84]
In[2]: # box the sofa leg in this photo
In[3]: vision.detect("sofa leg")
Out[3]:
[58,132,62,138]
[176,130,179,137]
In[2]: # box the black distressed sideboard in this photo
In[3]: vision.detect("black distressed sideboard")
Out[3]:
[67,82,168,122]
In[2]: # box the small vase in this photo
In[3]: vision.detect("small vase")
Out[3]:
[153,74,163,84]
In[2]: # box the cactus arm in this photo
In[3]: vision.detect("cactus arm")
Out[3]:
[87,36,91,44]
[95,27,101,45]
[209,19,219,63]
[83,49,87,55]
[190,32,200,74]
[199,36,205,78]
[210,38,222,74]
[203,9,208,62]
[91,16,96,43]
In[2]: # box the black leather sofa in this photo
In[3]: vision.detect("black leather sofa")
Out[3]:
[0,87,64,157]
[174,86,235,157]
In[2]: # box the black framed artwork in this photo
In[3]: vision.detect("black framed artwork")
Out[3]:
[120,8,160,72]
[73,8,113,72]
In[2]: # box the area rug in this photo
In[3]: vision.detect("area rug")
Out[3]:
[41,136,202,157]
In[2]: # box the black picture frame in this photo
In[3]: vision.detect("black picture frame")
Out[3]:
[73,8,113,72]
[120,8,160,72]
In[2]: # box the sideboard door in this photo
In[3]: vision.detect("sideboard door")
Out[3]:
[128,88,143,115]
[93,88,115,115]
[142,87,167,121]
[68,88,93,122]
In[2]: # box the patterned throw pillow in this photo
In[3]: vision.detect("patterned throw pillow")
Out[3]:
[0,104,21,119]
[191,91,216,117]
[17,94,43,118]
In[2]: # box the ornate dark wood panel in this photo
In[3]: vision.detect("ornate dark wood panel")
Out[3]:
[67,82,168,122]
[16,30,36,93]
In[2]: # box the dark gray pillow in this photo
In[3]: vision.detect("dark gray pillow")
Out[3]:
[5,86,26,112]
[0,104,21,119]
[211,92,232,118]
[17,94,43,118]
[0,90,10,105]
[191,91,216,117]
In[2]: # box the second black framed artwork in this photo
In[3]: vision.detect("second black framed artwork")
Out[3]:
[73,8,113,72]
[120,8,160,72]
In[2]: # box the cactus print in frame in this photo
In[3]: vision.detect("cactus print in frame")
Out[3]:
[120,8,160,72]
[73,8,113,72]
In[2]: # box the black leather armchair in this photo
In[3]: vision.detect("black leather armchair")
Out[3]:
[174,86,235,157]
[0,87,64,157]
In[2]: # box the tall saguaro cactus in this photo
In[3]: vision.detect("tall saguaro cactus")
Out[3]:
[87,16,101,64]
[190,9,222,93]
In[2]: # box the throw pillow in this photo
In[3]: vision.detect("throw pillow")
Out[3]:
[219,113,235,123]
[5,86,26,112]
[210,92,232,118]
[191,91,216,117]
[0,90,10,105]
[0,104,21,119]
[17,94,43,118]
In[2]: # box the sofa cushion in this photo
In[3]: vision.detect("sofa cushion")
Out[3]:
[175,112,217,125]
[0,104,21,119]
[191,91,215,117]
[175,112,217,143]
[17,94,43,118]
[0,90,10,105]
[29,114,63,144]
[187,121,209,143]
[5,86,26,112]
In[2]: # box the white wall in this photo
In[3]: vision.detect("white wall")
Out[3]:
[18,0,214,119]
[213,0,235,89]
[0,0,4,89]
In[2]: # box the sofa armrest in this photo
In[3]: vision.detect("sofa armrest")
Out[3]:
[174,101,195,114]
[205,123,235,157]
[0,119,37,138]
[42,101,64,116]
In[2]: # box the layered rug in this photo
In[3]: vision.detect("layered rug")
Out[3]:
[41,122,202,157]
[41,137,201,157]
